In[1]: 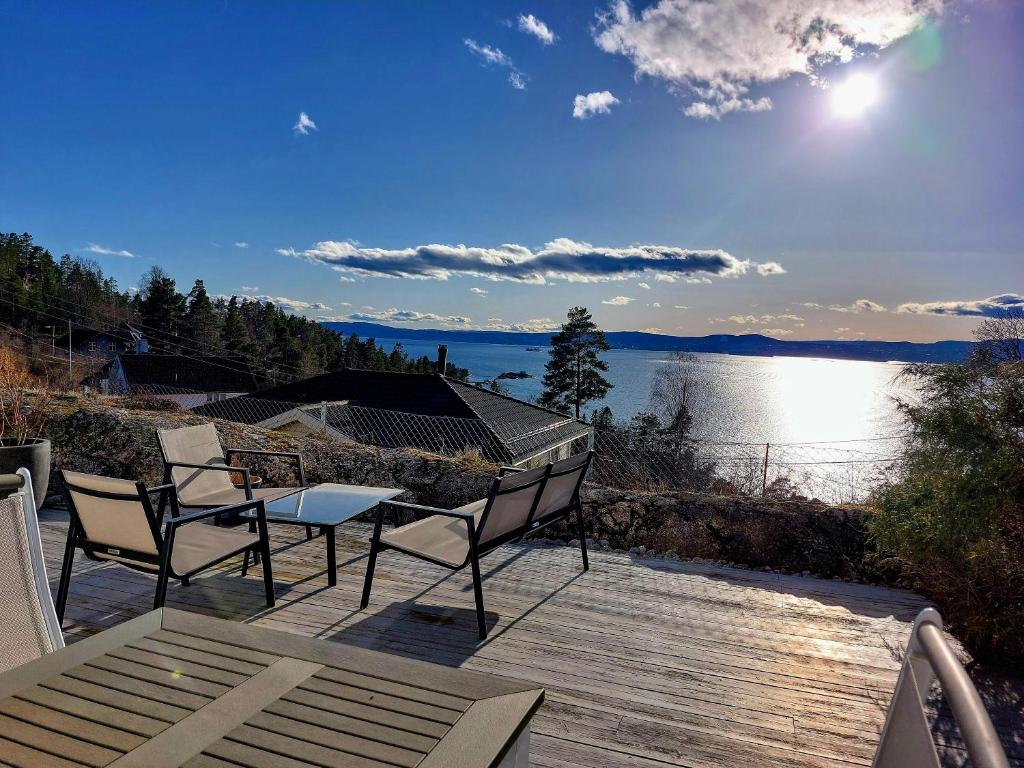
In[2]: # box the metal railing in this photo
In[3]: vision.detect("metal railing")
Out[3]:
[111,385,902,503]
[872,608,1009,768]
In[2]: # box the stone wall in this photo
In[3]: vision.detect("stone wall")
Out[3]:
[41,394,883,582]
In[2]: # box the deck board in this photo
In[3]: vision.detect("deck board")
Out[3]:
[37,509,1023,768]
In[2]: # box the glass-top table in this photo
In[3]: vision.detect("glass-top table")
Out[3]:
[241,483,404,586]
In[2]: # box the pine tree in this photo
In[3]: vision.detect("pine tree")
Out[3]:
[138,266,187,352]
[185,279,222,354]
[539,306,613,419]
[220,296,252,357]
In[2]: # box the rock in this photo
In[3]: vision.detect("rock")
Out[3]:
[568,539,580,547]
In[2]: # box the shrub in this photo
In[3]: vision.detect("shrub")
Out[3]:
[869,359,1024,669]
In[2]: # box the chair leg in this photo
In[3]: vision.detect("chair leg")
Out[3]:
[55,522,77,623]
[305,524,313,540]
[575,504,590,572]
[259,544,275,608]
[181,576,190,587]
[469,551,487,640]
[241,549,249,577]
[154,567,170,609]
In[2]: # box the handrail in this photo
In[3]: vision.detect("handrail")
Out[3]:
[916,620,1009,768]
[872,608,1009,768]
[0,473,26,500]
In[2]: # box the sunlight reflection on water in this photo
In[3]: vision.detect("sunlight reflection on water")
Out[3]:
[377,338,913,444]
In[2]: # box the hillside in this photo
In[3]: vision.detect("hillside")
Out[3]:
[322,321,973,363]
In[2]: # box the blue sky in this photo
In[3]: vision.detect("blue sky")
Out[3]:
[1,0,1021,342]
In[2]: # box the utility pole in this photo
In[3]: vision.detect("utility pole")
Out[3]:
[43,324,56,355]
[68,319,73,384]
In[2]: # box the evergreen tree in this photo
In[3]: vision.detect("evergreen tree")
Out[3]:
[539,306,613,418]
[220,296,252,357]
[138,266,186,352]
[185,279,222,354]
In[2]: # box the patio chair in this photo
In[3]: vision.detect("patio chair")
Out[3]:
[157,423,306,509]
[0,468,64,674]
[55,469,275,622]
[361,451,594,639]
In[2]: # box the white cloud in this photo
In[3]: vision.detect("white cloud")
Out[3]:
[756,261,787,276]
[221,294,329,313]
[281,237,760,284]
[651,301,661,307]
[518,13,556,45]
[655,274,676,283]
[85,243,134,258]
[293,112,317,135]
[637,282,651,290]
[594,0,944,119]
[346,308,471,325]
[602,296,634,305]
[240,285,259,291]
[639,327,665,334]
[761,328,794,336]
[481,317,560,332]
[829,298,887,313]
[800,302,823,309]
[465,39,527,89]
[896,293,1024,318]
[674,305,688,310]
[470,287,489,295]
[234,241,249,249]
[685,96,773,120]
[573,90,620,119]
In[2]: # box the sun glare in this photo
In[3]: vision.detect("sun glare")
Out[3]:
[830,73,879,118]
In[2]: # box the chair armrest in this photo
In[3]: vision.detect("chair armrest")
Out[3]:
[224,449,306,485]
[498,466,524,477]
[165,461,237,473]
[143,482,176,494]
[167,499,266,527]
[383,500,476,519]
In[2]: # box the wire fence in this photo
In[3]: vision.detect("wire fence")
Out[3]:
[109,384,903,504]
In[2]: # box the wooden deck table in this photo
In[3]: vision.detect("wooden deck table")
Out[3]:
[0,608,542,768]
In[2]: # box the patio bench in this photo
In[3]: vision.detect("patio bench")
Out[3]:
[361,451,594,638]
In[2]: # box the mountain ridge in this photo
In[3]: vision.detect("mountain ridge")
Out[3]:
[321,321,972,363]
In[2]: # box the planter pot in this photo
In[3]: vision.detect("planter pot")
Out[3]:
[0,437,51,508]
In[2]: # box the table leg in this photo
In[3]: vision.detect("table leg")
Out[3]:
[324,525,336,587]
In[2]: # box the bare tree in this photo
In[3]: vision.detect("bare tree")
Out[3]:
[649,352,713,440]
[971,308,1024,365]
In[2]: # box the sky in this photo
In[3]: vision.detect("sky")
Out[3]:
[1,0,1021,343]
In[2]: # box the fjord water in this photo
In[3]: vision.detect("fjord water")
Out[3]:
[377,338,913,444]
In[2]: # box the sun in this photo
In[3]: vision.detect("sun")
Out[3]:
[830,73,879,118]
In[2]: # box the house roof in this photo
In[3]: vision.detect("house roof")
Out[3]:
[194,368,590,463]
[114,354,265,393]
[59,323,143,348]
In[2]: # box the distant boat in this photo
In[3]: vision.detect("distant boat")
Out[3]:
[525,346,542,351]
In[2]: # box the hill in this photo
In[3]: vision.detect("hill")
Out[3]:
[322,321,973,363]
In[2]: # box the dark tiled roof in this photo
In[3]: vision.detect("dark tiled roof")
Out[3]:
[194,368,590,463]
[248,369,478,418]
[446,380,590,463]
[117,354,264,393]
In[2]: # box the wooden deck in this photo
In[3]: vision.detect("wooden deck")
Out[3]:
[37,509,1022,768]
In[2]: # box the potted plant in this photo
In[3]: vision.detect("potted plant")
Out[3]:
[0,347,51,506]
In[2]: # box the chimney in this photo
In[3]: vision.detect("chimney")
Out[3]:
[437,344,448,375]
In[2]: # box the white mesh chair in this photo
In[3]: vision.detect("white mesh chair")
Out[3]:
[0,468,64,674]
[361,451,594,639]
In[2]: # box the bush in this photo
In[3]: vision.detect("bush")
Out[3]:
[869,359,1024,669]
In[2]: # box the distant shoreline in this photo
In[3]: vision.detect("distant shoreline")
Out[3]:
[322,321,972,364]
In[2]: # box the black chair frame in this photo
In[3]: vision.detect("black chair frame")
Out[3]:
[57,477,274,623]
[159,441,310,540]
[361,451,593,639]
